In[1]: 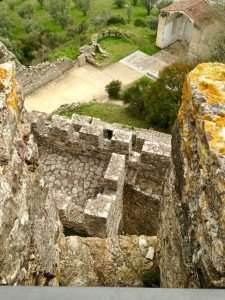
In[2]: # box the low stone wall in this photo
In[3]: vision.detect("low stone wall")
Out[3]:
[18,58,74,96]
[0,41,74,96]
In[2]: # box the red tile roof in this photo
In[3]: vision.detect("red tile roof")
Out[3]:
[162,0,212,26]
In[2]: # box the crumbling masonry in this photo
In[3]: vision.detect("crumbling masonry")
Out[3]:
[0,58,225,287]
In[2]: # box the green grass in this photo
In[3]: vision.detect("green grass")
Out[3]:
[59,102,149,129]
[1,0,159,64]
[99,37,138,63]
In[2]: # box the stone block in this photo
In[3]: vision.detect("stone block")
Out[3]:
[84,194,115,238]
[79,124,103,148]
[72,114,92,131]
[141,140,170,165]
[111,129,133,155]
[104,153,126,192]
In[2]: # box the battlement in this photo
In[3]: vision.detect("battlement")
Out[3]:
[31,112,171,238]
[31,112,171,168]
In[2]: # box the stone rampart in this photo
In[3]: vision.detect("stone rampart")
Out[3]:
[31,112,171,238]
[0,41,74,96]
[18,58,74,96]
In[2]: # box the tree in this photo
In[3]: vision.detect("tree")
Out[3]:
[132,0,138,6]
[122,64,193,132]
[114,0,126,9]
[18,2,34,19]
[141,0,152,15]
[143,63,193,131]
[37,0,44,7]
[80,0,90,16]
[127,5,133,23]
[47,0,71,28]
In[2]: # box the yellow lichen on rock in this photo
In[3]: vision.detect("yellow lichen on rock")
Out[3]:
[7,78,19,112]
[180,63,225,156]
[0,62,19,113]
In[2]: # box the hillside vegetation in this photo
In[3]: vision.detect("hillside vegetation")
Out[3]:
[0,0,161,65]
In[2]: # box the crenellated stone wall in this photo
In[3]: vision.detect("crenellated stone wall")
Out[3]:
[30,112,171,238]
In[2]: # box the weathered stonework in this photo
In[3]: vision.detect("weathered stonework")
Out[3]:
[0,62,63,285]
[31,111,171,238]
[160,63,225,288]
[0,41,73,96]
[60,235,158,287]
[0,62,162,287]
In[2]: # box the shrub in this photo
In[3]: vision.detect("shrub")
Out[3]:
[7,0,16,10]
[47,0,71,28]
[142,268,160,287]
[114,0,126,9]
[18,2,34,19]
[122,77,151,117]
[107,15,126,25]
[122,64,193,132]
[143,63,193,131]
[134,18,147,27]
[150,6,159,16]
[105,80,122,99]
[148,16,158,31]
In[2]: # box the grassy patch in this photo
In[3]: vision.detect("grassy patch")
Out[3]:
[99,37,138,63]
[59,102,149,129]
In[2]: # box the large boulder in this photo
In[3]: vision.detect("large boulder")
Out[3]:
[0,62,63,285]
[160,63,225,288]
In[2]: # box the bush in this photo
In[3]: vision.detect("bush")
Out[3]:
[107,15,126,25]
[134,18,147,27]
[7,0,16,10]
[143,63,193,131]
[122,64,193,132]
[47,0,71,28]
[142,268,160,287]
[114,0,126,9]
[105,80,122,99]
[122,77,151,117]
[148,16,158,31]
[150,7,159,17]
[18,2,34,19]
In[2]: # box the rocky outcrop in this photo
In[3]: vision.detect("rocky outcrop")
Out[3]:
[60,235,158,287]
[0,62,63,285]
[160,63,225,288]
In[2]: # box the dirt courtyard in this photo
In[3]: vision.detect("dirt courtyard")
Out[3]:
[25,63,142,113]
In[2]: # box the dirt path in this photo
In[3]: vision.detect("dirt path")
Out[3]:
[25,63,142,113]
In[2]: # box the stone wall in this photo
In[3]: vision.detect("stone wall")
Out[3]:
[31,112,171,238]
[0,61,159,287]
[160,63,225,288]
[0,41,74,96]
[18,59,74,96]
[0,62,63,286]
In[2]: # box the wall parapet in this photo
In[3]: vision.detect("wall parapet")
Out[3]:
[31,112,171,171]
